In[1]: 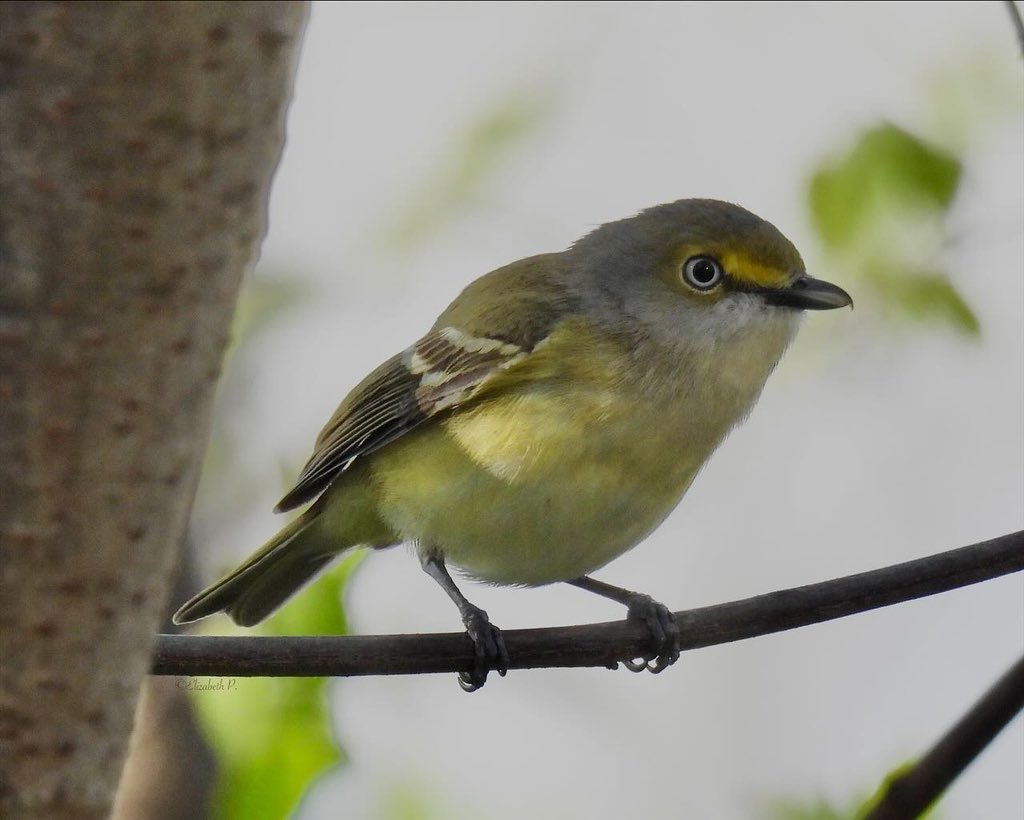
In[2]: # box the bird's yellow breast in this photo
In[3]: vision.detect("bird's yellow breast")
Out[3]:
[367,310,795,585]
[369,385,702,584]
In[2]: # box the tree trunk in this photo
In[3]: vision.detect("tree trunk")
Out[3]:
[0,3,308,817]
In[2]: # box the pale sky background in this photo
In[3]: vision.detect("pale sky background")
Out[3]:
[189,2,1023,818]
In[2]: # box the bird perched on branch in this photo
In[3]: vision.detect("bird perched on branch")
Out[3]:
[174,198,852,690]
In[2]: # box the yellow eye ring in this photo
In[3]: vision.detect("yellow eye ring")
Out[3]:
[681,256,724,291]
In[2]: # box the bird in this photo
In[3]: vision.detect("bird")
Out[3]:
[173,198,852,690]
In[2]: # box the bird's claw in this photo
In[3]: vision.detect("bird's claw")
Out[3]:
[457,605,509,692]
[622,594,680,674]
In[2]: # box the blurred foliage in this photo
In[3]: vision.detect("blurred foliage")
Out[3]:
[923,52,1024,151]
[198,274,307,513]
[855,760,941,820]
[378,781,449,820]
[771,797,853,820]
[228,276,307,362]
[190,276,357,820]
[771,761,939,820]
[376,84,555,252]
[808,122,978,336]
[190,551,364,820]
[809,125,960,250]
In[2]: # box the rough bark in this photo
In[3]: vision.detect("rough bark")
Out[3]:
[0,3,308,817]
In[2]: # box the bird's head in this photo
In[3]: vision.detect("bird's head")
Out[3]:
[571,198,851,357]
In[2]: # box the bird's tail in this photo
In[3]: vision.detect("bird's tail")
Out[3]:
[172,510,346,628]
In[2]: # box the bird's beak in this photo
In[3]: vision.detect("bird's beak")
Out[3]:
[762,275,853,311]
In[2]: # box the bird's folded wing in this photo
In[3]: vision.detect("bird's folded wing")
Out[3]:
[273,327,530,512]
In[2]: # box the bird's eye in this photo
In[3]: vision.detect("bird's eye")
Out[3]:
[681,256,724,291]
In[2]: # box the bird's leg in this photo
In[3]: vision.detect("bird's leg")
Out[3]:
[420,552,509,691]
[567,576,680,673]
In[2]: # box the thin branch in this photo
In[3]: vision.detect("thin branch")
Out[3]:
[152,529,1024,678]
[1005,0,1024,59]
[863,652,1024,820]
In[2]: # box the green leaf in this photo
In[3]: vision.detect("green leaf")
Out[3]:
[190,551,364,820]
[808,123,961,252]
[857,761,941,820]
[769,760,942,820]
[871,269,980,336]
[806,121,979,336]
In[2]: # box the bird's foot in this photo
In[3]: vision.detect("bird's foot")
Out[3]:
[458,604,509,692]
[621,594,680,674]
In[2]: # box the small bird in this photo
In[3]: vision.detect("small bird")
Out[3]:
[174,199,851,690]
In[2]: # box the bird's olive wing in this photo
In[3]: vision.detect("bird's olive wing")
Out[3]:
[273,327,529,512]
